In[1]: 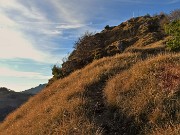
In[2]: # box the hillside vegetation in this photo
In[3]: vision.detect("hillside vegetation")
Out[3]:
[0,13,179,135]
[48,14,167,84]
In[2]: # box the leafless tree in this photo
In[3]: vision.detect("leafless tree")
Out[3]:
[168,9,180,21]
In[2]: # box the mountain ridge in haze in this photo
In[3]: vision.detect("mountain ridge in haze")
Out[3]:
[0,87,32,122]
[0,84,46,122]
[22,84,46,94]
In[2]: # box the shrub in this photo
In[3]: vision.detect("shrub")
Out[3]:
[168,9,180,22]
[165,20,180,51]
[145,13,151,18]
[51,65,64,79]
[104,25,110,30]
[73,31,94,50]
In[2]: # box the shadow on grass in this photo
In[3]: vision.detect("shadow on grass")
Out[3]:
[83,76,141,135]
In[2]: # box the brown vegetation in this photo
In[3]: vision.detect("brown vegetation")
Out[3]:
[104,53,180,134]
[49,15,168,84]
[0,51,179,135]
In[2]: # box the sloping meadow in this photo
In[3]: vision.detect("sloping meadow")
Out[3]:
[0,52,179,135]
[104,53,180,134]
[0,53,141,135]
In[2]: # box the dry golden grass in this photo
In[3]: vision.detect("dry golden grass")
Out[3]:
[0,53,141,135]
[104,53,180,134]
[125,39,166,55]
[148,124,180,135]
[0,52,179,135]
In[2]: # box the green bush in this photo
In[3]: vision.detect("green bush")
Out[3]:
[52,65,64,79]
[165,20,180,51]
[104,25,110,30]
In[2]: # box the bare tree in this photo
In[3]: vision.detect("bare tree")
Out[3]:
[168,9,180,21]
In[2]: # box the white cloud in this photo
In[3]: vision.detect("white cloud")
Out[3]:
[0,82,37,92]
[56,23,86,29]
[111,0,180,4]
[0,0,92,37]
[0,67,51,79]
[50,0,84,24]
[40,29,63,35]
[0,26,47,61]
[0,0,20,9]
[0,66,51,91]
[0,0,46,21]
[0,1,56,62]
[0,0,91,62]
[167,0,180,4]
[0,79,47,92]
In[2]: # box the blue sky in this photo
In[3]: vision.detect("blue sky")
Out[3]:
[0,0,179,92]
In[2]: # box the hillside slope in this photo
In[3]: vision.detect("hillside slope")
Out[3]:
[0,88,32,122]
[0,52,179,135]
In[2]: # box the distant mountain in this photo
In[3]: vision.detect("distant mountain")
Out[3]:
[0,84,46,122]
[22,84,46,94]
[0,87,32,122]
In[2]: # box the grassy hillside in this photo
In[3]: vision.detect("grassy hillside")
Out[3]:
[0,52,179,135]
[0,14,179,135]
[104,53,180,135]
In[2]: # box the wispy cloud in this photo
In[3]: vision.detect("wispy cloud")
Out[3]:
[167,0,180,4]
[112,0,180,4]
[0,25,48,62]
[0,1,53,62]
[0,0,94,64]
[56,23,87,29]
[0,67,51,79]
